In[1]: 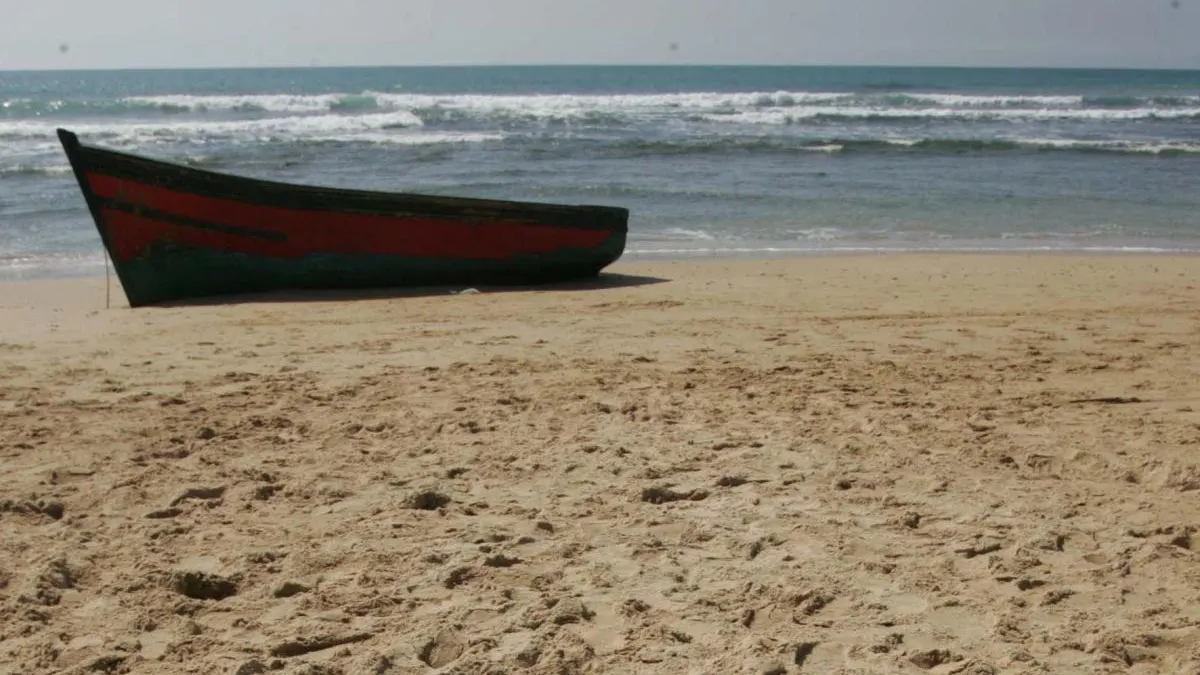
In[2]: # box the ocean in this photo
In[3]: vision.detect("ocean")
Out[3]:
[1,65,1198,280]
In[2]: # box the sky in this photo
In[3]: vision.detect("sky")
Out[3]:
[0,0,1197,71]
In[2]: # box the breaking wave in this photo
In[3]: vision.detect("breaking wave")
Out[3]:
[0,111,505,147]
[0,163,72,179]
[601,136,1200,158]
[4,91,1200,126]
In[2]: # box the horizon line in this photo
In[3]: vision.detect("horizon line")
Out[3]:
[2,61,1199,74]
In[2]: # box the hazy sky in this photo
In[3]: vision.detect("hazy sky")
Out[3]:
[1,0,1197,70]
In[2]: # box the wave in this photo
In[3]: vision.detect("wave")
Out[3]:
[0,164,72,179]
[624,244,1199,257]
[703,107,1200,126]
[0,112,505,146]
[0,251,108,280]
[5,90,1200,125]
[3,117,1194,164]
[1,93,380,118]
[604,136,1200,158]
[847,137,1200,155]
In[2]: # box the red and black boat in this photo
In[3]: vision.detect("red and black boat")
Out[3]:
[56,128,628,307]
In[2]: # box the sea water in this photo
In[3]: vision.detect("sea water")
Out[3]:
[1,65,1198,279]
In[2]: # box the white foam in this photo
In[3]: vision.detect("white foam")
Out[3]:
[624,244,1199,257]
[308,131,504,145]
[5,90,1199,147]
[0,111,513,148]
[0,163,72,177]
[699,106,1200,125]
[659,227,716,241]
[1011,138,1200,154]
[789,227,848,241]
[115,91,1200,117]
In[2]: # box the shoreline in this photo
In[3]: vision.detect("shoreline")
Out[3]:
[3,247,1198,288]
[3,246,1199,285]
[2,250,1197,303]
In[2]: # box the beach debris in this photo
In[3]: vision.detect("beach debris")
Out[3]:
[46,467,96,483]
[451,288,481,295]
[145,507,183,519]
[269,631,373,658]
[1068,396,1142,405]
[639,485,709,504]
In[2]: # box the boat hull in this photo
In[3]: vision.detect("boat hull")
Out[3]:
[56,128,629,307]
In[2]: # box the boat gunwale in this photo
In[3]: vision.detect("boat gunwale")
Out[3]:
[56,128,630,230]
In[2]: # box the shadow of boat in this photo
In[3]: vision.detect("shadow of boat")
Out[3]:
[146,272,670,308]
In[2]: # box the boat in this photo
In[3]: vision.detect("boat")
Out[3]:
[56,128,629,307]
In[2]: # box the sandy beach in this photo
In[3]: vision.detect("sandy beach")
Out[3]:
[1,253,1199,675]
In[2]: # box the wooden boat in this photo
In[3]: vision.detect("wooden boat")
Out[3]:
[56,128,628,307]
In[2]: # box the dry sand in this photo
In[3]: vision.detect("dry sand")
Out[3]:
[1,254,1199,675]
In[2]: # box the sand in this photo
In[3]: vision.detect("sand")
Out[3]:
[1,253,1198,675]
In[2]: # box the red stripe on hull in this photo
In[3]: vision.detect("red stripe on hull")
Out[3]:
[86,173,613,264]
[100,208,293,262]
